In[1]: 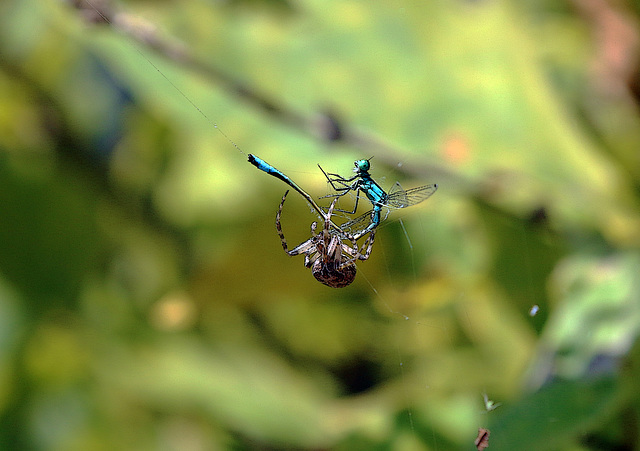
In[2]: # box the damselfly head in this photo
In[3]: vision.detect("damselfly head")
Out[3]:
[354,159,371,173]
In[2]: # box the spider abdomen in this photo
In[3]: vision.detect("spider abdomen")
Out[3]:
[312,260,357,288]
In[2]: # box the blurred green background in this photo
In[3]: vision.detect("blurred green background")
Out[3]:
[1,0,640,449]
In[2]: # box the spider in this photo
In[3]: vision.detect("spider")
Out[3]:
[275,190,376,288]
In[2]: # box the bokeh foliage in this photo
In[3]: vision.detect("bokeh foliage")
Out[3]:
[1,0,640,450]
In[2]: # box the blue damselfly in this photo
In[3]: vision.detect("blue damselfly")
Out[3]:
[319,159,437,235]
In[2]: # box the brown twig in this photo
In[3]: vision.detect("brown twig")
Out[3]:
[69,0,464,188]
[66,0,558,230]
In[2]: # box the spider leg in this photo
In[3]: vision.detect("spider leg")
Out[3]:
[285,237,318,259]
[327,236,344,271]
[357,229,376,261]
[304,253,314,268]
[339,229,376,267]
[326,197,339,230]
[276,190,291,253]
[338,244,358,268]
[323,198,346,267]
[287,239,317,261]
[275,190,318,259]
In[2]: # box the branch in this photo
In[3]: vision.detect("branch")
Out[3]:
[68,0,550,228]
[69,0,463,185]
